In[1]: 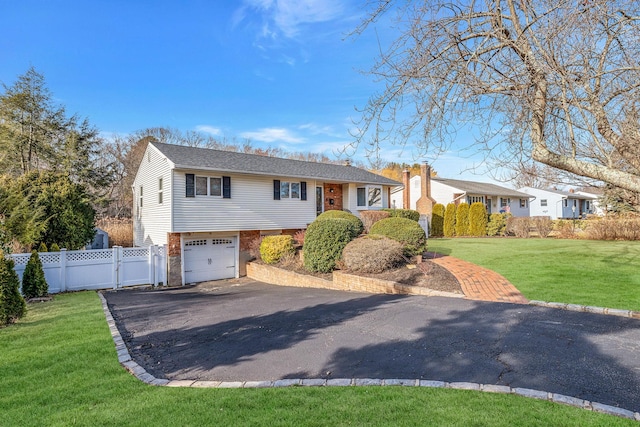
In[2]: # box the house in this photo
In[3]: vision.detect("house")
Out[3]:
[518,187,599,219]
[391,167,532,216]
[132,142,400,286]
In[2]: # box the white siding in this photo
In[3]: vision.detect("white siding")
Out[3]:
[431,180,461,205]
[172,171,316,232]
[345,183,394,216]
[133,145,173,246]
[519,187,563,219]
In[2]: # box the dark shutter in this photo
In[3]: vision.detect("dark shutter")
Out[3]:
[300,181,307,201]
[273,180,281,200]
[186,174,195,197]
[222,176,231,199]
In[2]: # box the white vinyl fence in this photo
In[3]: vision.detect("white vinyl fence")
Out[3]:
[10,246,166,294]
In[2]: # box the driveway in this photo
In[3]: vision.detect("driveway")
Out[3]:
[104,279,640,412]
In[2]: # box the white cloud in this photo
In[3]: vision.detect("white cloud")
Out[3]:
[195,125,222,136]
[236,0,344,40]
[240,127,304,143]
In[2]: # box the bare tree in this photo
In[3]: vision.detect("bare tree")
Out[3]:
[352,0,640,192]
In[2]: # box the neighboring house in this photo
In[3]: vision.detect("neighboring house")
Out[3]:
[391,170,532,217]
[518,187,599,219]
[132,142,400,286]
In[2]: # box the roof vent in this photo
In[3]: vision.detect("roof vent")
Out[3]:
[344,159,351,166]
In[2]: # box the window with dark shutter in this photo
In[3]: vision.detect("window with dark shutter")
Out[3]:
[273,180,281,200]
[301,181,307,201]
[222,176,231,198]
[186,174,195,197]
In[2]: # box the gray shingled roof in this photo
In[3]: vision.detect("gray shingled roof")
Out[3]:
[151,142,400,186]
[433,177,531,198]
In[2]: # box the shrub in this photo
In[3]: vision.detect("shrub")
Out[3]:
[584,217,640,240]
[506,216,531,238]
[0,256,26,325]
[382,208,420,222]
[468,202,487,237]
[455,203,470,236]
[486,213,509,236]
[21,250,48,299]
[304,218,357,273]
[431,203,445,237]
[360,210,390,233]
[37,242,48,252]
[341,236,404,273]
[316,210,363,236]
[444,203,456,237]
[293,230,305,246]
[533,216,553,238]
[260,235,294,265]
[369,217,427,256]
[49,243,60,252]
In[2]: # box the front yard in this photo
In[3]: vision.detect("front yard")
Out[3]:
[428,238,640,312]
[0,292,635,426]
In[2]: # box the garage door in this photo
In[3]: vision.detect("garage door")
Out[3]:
[183,237,236,284]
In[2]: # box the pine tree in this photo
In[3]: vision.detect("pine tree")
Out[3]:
[0,256,26,325]
[22,250,48,299]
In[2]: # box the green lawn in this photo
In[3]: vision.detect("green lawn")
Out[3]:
[428,238,640,312]
[0,292,634,426]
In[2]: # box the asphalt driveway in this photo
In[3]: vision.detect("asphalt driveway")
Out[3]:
[104,279,640,412]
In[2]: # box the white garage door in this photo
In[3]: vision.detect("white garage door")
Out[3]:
[183,237,236,284]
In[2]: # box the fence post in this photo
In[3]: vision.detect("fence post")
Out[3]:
[112,246,122,289]
[59,249,67,292]
[149,245,157,287]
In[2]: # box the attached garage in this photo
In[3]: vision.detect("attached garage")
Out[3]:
[183,236,237,284]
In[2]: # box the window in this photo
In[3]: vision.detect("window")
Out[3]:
[519,199,526,208]
[158,178,163,204]
[468,195,484,204]
[357,185,382,208]
[500,198,510,207]
[586,201,590,210]
[564,199,568,207]
[210,177,222,197]
[186,174,230,198]
[540,199,548,207]
[273,180,306,200]
[139,186,143,208]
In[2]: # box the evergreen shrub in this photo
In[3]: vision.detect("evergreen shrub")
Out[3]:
[468,202,487,237]
[0,256,26,325]
[38,242,48,252]
[369,217,427,256]
[486,213,509,236]
[50,243,60,252]
[316,210,363,237]
[444,203,456,237]
[382,208,420,222]
[455,203,470,236]
[259,235,295,265]
[22,250,48,299]
[431,203,445,237]
[304,218,357,273]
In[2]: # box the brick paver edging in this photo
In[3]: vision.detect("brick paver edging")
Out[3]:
[529,300,640,319]
[98,292,640,421]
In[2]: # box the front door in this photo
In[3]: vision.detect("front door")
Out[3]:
[316,186,323,216]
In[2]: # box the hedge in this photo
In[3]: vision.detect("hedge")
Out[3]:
[315,210,363,237]
[444,203,456,237]
[341,236,404,273]
[22,250,48,299]
[304,218,357,273]
[259,235,294,264]
[431,203,445,237]
[0,257,26,325]
[369,217,426,256]
[381,208,420,222]
[468,202,487,237]
[455,203,470,236]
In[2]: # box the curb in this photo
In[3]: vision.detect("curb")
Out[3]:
[529,300,640,319]
[98,292,640,422]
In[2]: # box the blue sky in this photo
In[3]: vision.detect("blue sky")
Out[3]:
[0,0,495,182]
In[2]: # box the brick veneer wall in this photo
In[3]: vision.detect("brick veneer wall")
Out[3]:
[324,183,343,211]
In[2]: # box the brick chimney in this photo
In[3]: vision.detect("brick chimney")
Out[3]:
[415,162,435,217]
[402,169,411,209]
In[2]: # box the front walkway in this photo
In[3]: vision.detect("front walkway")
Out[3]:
[426,253,528,304]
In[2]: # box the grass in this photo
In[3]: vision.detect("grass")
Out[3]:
[0,292,635,426]
[428,238,640,311]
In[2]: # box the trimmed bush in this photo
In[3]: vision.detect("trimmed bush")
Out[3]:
[369,217,427,256]
[455,203,470,237]
[37,242,48,252]
[22,250,48,299]
[444,203,456,237]
[533,216,553,238]
[0,256,26,325]
[341,235,404,273]
[259,235,294,265]
[49,243,60,252]
[360,210,390,233]
[585,217,640,240]
[486,213,509,236]
[382,208,420,222]
[431,203,445,237]
[316,210,363,236]
[304,218,357,273]
[506,216,531,238]
[468,202,487,237]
